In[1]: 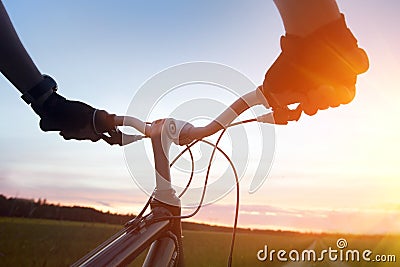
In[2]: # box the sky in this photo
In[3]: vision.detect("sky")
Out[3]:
[1,0,400,234]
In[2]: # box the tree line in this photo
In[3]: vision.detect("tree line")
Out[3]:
[0,194,297,234]
[0,194,133,225]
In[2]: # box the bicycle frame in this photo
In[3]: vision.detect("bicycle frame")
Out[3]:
[72,89,267,267]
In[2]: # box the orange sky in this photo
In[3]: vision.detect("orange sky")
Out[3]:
[0,1,399,234]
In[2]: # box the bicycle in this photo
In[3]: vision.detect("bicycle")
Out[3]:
[72,88,274,267]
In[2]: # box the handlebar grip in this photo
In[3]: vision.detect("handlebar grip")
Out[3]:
[115,116,149,136]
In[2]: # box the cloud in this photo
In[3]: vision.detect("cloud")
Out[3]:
[96,201,112,208]
[189,203,400,234]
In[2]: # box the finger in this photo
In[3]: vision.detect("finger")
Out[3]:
[59,131,72,140]
[318,85,337,110]
[302,97,319,116]
[336,84,356,105]
[306,88,329,111]
[318,85,340,109]
[94,110,116,132]
[60,130,86,140]
[40,118,62,132]
[272,106,302,125]
[60,128,100,142]
[270,91,306,107]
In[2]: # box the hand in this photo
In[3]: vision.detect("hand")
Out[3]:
[32,92,116,142]
[261,14,369,124]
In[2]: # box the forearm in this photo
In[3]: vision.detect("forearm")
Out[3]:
[273,0,340,36]
[0,0,42,94]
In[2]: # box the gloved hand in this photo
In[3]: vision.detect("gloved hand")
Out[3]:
[261,14,369,124]
[32,92,116,142]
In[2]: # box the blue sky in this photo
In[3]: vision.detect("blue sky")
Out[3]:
[1,0,400,234]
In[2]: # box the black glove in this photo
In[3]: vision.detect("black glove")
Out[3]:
[262,14,369,124]
[32,92,116,142]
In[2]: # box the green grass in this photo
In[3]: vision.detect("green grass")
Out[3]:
[0,217,399,267]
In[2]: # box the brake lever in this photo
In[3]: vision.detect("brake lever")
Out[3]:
[272,105,302,125]
[100,127,146,146]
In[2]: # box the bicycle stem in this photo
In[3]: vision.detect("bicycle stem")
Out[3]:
[148,118,184,266]
[149,118,181,204]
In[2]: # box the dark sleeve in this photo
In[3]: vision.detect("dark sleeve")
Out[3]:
[0,0,43,94]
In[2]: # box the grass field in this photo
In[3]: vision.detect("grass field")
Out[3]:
[0,217,398,266]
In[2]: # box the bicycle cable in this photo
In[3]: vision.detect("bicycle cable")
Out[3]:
[134,118,259,266]
[170,118,259,266]
[170,118,257,199]
[151,128,226,222]
[124,191,154,227]
[151,129,239,267]
[200,139,239,267]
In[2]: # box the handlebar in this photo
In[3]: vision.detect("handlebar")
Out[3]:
[114,89,269,145]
